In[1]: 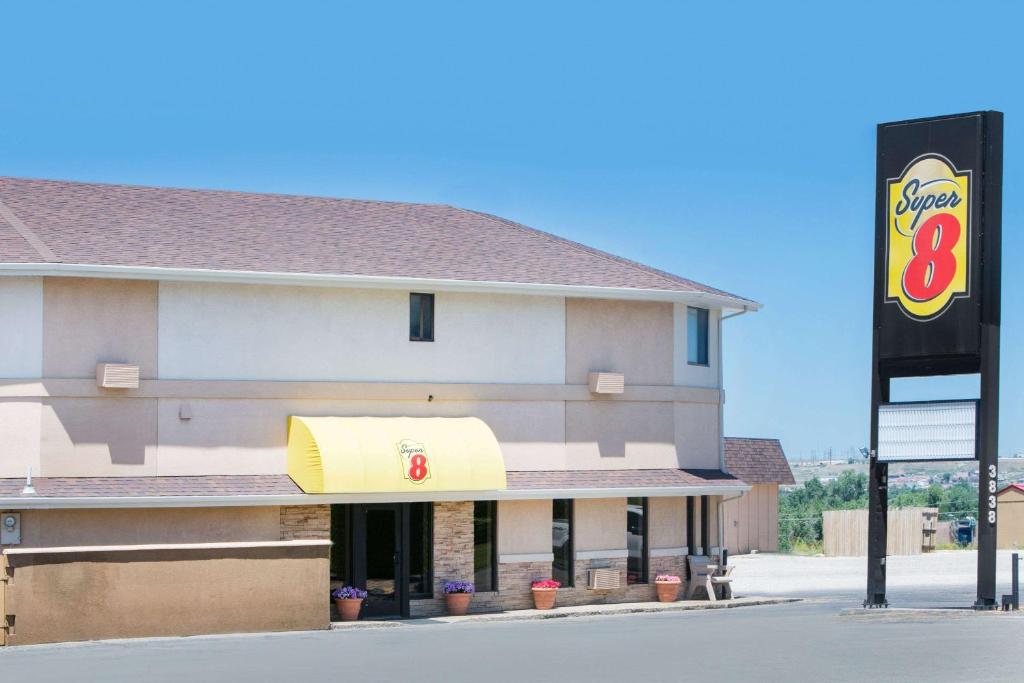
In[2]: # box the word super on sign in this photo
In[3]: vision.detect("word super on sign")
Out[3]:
[886,154,971,321]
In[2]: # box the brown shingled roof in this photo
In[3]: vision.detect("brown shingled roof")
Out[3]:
[0,176,754,302]
[0,469,741,499]
[0,475,304,498]
[724,437,795,485]
[506,469,742,490]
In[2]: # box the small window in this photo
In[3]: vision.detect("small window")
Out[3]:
[552,499,574,587]
[626,497,649,584]
[687,307,709,366]
[410,293,434,342]
[473,500,497,592]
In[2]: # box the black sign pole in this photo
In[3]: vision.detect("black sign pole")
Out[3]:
[975,112,1003,609]
[865,363,889,607]
[865,124,890,607]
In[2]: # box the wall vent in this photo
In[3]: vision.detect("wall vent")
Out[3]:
[588,372,625,395]
[587,568,621,590]
[96,363,140,389]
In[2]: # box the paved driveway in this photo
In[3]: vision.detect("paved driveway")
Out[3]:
[730,549,1018,607]
[2,601,1022,683]
[2,550,1021,682]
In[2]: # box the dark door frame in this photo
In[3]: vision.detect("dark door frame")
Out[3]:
[350,503,410,619]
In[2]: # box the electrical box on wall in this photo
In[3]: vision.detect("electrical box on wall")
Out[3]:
[1,512,20,545]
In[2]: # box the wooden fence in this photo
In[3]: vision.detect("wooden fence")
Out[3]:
[822,508,938,557]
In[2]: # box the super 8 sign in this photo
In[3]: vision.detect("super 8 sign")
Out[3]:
[874,113,999,362]
[886,154,970,321]
[397,439,432,484]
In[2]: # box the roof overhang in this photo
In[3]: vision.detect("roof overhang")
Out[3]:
[0,482,751,510]
[0,262,762,312]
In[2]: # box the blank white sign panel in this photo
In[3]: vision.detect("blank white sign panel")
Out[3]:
[877,401,977,462]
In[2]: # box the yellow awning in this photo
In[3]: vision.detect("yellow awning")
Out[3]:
[287,416,507,494]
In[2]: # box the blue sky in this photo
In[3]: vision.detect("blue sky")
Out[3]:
[2,1,1021,459]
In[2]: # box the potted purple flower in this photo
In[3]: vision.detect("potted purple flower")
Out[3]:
[443,580,475,615]
[331,586,368,622]
[654,574,681,602]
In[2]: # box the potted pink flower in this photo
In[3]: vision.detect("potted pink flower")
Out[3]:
[331,586,367,621]
[654,574,681,602]
[443,581,475,615]
[530,579,561,610]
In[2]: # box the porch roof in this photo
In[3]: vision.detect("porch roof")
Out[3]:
[0,469,748,509]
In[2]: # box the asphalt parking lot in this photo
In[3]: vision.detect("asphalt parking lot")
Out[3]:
[2,551,1021,682]
[729,549,1019,607]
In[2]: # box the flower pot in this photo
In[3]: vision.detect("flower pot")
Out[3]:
[445,592,473,616]
[335,598,364,622]
[531,588,557,610]
[655,581,680,603]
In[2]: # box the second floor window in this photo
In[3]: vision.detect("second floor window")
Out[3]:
[687,306,709,366]
[410,293,434,342]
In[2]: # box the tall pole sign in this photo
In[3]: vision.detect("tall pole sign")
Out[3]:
[867,111,1003,609]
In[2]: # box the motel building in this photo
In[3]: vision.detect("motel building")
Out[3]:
[0,177,764,645]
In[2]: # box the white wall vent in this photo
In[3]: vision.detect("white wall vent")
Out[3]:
[588,372,625,395]
[96,363,140,389]
[587,568,621,590]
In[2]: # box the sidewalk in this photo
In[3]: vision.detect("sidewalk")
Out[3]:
[331,596,800,629]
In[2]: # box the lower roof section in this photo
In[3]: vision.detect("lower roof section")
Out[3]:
[0,470,749,509]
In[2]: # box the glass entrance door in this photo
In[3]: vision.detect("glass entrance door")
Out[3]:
[353,504,404,618]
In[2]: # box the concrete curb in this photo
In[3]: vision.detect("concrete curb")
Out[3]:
[331,596,801,629]
[840,607,1024,620]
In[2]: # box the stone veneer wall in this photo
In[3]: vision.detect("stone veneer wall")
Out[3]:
[409,501,693,617]
[410,501,477,617]
[279,505,331,540]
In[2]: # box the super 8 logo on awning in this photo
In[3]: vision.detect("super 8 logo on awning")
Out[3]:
[397,439,431,484]
[886,154,971,320]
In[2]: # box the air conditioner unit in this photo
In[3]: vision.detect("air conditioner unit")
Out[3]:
[587,568,621,590]
[96,363,140,389]
[588,372,625,395]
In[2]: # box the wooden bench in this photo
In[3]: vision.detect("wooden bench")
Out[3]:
[685,555,734,601]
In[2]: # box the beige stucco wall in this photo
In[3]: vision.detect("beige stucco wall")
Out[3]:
[0,278,728,478]
[0,400,41,478]
[40,398,158,476]
[674,402,721,470]
[565,298,673,386]
[2,544,329,645]
[565,401,677,470]
[42,277,158,379]
[574,497,626,552]
[0,277,43,378]
[155,397,567,475]
[650,496,686,549]
[10,507,282,549]
[497,499,552,555]
[997,488,1024,550]
[159,283,566,384]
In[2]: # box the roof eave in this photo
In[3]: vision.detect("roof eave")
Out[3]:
[0,483,751,509]
[0,262,761,310]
